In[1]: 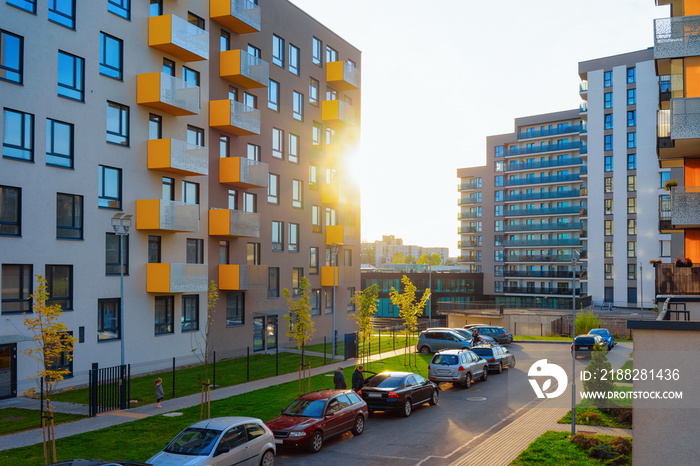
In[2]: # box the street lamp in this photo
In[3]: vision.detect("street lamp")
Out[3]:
[571,249,579,436]
[111,213,132,367]
[639,262,644,320]
[331,242,340,357]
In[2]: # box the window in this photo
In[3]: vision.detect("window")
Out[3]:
[326,46,338,63]
[628,264,636,280]
[660,171,671,188]
[99,33,123,80]
[312,205,321,232]
[243,91,256,110]
[604,198,613,215]
[154,296,174,335]
[494,250,503,262]
[293,91,303,121]
[162,177,174,201]
[181,295,199,332]
[272,221,283,251]
[325,289,333,314]
[604,264,613,280]
[604,220,613,236]
[105,232,128,275]
[347,287,356,313]
[187,125,204,147]
[98,165,121,209]
[108,0,130,19]
[494,176,503,187]
[46,264,72,310]
[268,267,279,298]
[226,292,244,326]
[0,186,21,236]
[56,193,82,239]
[495,205,503,217]
[267,79,280,111]
[627,132,637,149]
[220,30,230,52]
[57,51,83,101]
[604,71,612,87]
[628,219,637,235]
[272,128,283,159]
[292,179,302,208]
[604,113,613,129]
[187,11,204,29]
[219,240,229,264]
[494,145,504,157]
[186,238,203,264]
[3,108,33,161]
[325,207,336,226]
[229,85,238,100]
[325,127,335,145]
[289,223,299,252]
[272,35,284,67]
[148,235,161,263]
[326,86,337,101]
[627,67,636,83]
[627,153,636,170]
[149,114,162,140]
[604,135,613,151]
[243,192,256,213]
[309,164,318,189]
[627,88,636,105]
[247,242,261,265]
[49,0,75,29]
[310,247,319,274]
[309,78,319,105]
[605,242,613,258]
[311,289,321,315]
[495,160,504,172]
[494,220,503,232]
[46,118,73,168]
[604,156,613,172]
[98,299,120,341]
[162,58,175,76]
[604,92,612,108]
[312,121,321,146]
[1,264,32,313]
[248,44,261,58]
[289,44,300,75]
[661,240,671,257]
[288,133,299,163]
[182,180,199,204]
[106,101,129,146]
[183,66,200,87]
[312,37,322,66]
[627,198,637,214]
[495,190,503,202]
[604,287,613,302]
[660,194,671,213]
[268,173,279,204]
[150,0,162,16]
[0,29,22,85]
[247,143,260,161]
[627,175,636,192]
[605,177,613,193]
[292,268,303,296]
[627,110,636,127]
[628,241,637,258]
[344,249,352,267]
[7,0,35,13]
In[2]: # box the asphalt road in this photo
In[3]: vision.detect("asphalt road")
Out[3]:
[275,341,633,466]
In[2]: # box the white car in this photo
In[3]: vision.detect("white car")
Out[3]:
[147,417,275,466]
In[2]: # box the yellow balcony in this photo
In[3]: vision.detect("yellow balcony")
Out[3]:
[147,263,208,293]
[148,138,208,176]
[219,157,268,188]
[321,266,356,287]
[136,199,199,232]
[322,100,355,126]
[209,208,260,237]
[326,225,358,245]
[220,50,268,89]
[137,72,200,116]
[210,99,260,135]
[210,0,261,34]
[219,264,268,291]
[321,182,356,205]
[327,61,360,90]
[149,14,209,62]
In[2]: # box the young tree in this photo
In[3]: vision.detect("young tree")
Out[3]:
[350,284,379,365]
[283,277,315,392]
[190,280,219,420]
[392,251,406,264]
[23,275,77,465]
[575,310,602,335]
[390,275,430,367]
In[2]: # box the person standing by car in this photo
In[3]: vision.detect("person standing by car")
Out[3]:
[352,365,365,391]
[334,366,347,389]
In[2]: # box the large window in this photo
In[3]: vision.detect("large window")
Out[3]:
[3,108,33,161]
[312,205,321,232]
[627,88,636,105]
[292,180,302,208]
[106,232,129,275]
[108,0,130,20]
[627,110,636,127]
[272,34,284,67]
[106,101,129,146]
[310,247,319,274]
[46,118,74,168]
[243,192,256,213]
[7,0,36,13]
[628,241,637,258]
[289,223,299,252]
[627,175,636,192]
[268,267,279,298]
[289,44,300,75]
[226,292,244,326]
[186,238,204,264]
[187,125,204,147]
[292,268,303,296]
[604,156,613,172]
[604,113,613,129]
[272,128,283,159]
[604,92,612,108]
[627,67,636,83]
[627,153,636,170]
[0,185,21,236]
[312,37,322,66]
[289,133,299,163]
[604,220,613,236]
[182,180,199,204]
[56,193,82,239]
[604,70,612,87]
[268,79,280,111]
[148,235,161,263]
[181,295,199,332]
[628,219,637,235]
[97,299,120,341]
[98,165,122,209]
[268,173,279,204]
[155,296,174,335]
[46,264,72,310]
[627,132,636,149]
[312,121,321,146]
[247,242,261,265]
[604,264,613,280]
[326,46,338,63]
[150,114,162,140]
[604,134,613,151]
[628,264,636,280]
[293,91,303,121]
[57,51,83,101]
[99,32,123,80]
[0,29,22,85]
[309,78,319,105]
[247,143,260,161]
[49,0,76,29]
[311,289,321,315]
[627,198,637,214]
[1,264,32,314]
[272,221,283,251]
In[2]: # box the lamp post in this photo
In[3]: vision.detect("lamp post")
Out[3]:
[427,263,432,327]
[331,242,340,357]
[640,262,644,320]
[111,213,132,367]
[571,249,579,436]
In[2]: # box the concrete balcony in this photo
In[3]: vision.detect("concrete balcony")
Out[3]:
[322,100,355,126]
[210,0,261,34]
[219,264,268,291]
[326,61,360,90]
[321,266,355,287]
[220,50,268,89]
[136,199,199,232]
[149,14,208,62]
[671,187,700,228]
[209,208,260,237]
[148,138,208,176]
[147,263,208,293]
[137,72,200,116]
[210,99,260,136]
[653,15,700,60]
[219,157,268,188]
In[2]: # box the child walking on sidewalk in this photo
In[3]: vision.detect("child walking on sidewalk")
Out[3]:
[155,378,164,408]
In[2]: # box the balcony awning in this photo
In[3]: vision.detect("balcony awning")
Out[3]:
[0,334,33,344]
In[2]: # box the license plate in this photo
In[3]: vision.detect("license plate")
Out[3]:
[274,439,283,445]
[368,392,381,398]
[578,346,588,350]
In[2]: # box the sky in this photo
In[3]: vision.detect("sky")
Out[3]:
[289,0,667,257]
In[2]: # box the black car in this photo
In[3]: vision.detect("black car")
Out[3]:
[358,371,438,417]
[464,325,513,344]
[471,345,516,373]
[571,334,607,357]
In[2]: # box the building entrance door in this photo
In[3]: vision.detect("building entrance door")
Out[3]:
[0,344,17,399]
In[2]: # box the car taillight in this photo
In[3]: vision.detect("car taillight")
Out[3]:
[388,391,399,399]
[427,365,431,371]
[502,333,507,338]
[357,390,362,396]
[458,366,465,372]
[488,358,495,363]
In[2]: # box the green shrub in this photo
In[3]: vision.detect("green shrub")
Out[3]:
[610,436,632,456]
[589,442,619,461]
[576,410,603,426]
[575,310,602,335]
[570,433,601,450]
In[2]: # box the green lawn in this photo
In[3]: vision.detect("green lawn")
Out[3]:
[0,409,86,436]
[511,431,630,465]
[558,385,633,429]
[0,354,431,465]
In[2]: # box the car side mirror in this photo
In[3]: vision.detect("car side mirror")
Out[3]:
[215,445,230,456]
[325,411,335,417]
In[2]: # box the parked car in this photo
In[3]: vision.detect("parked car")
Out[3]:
[464,324,513,344]
[571,334,607,357]
[588,328,615,350]
[429,327,497,346]
[50,461,152,466]
[471,345,516,373]
[416,329,474,354]
[358,371,438,417]
[427,349,489,388]
[267,389,367,453]
[147,416,275,466]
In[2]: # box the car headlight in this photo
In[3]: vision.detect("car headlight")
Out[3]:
[288,431,306,438]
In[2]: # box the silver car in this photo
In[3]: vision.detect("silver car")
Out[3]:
[427,349,489,388]
[147,417,275,466]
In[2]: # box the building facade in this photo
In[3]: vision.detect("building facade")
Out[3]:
[0,0,360,399]
[361,235,450,267]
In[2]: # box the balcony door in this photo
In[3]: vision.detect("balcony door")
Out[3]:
[0,344,17,399]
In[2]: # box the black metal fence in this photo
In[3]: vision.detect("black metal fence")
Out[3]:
[88,363,130,416]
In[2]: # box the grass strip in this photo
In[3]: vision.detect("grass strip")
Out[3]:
[0,409,86,436]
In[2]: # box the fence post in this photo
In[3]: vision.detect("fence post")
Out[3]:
[213,351,216,389]
[247,347,250,382]
[324,336,327,365]
[40,376,44,423]
[172,357,176,398]
[276,344,279,376]
[127,364,131,409]
[119,364,127,410]
[89,363,98,417]
[379,329,381,355]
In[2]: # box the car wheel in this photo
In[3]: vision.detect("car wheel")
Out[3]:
[462,373,472,389]
[419,346,430,355]
[510,357,516,368]
[429,389,439,406]
[402,399,412,417]
[351,415,365,435]
[497,362,503,374]
[481,367,488,381]
[260,449,275,466]
[308,431,323,453]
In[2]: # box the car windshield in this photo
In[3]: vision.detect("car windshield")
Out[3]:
[589,329,608,336]
[576,337,596,345]
[432,354,458,365]
[472,348,492,357]
[283,399,326,418]
[364,374,404,389]
[452,329,473,339]
[164,427,221,456]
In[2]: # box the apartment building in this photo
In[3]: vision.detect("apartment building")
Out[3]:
[0,0,360,399]
[361,235,450,267]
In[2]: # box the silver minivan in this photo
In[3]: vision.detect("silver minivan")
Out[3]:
[428,349,488,388]
[416,329,472,354]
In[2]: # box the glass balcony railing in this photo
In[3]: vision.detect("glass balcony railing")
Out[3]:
[653,15,700,60]
[458,196,481,205]
[503,286,578,295]
[147,263,208,293]
[458,240,479,248]
[504,270,579,279]
[503,238,581,247]
[148,138,208,176]
[504,141,584,156]
[220,49,269,88]
[458,226,479,233]
[579,81,588,93]
[136,199,199,232]
[517,124,587,140]
[209,99,260,135]
[211,0,261,34]
[137,72,200,116]
[149,14,208,62]
[327,61,360,90]
[459,180,480,190]
[505,157,583,172]
[458,211,479,219]
[580,101,588,113]
[504,173,581,187]
[209,208,260,237]
[219,157,268,188]
[504,189,580,202]
[505,254,575,263]
[504,205,584,217]
[504,222,583,233]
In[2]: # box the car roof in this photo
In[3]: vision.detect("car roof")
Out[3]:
[372,371,415,377]
[471,344,497,350]
[298,389,353,401]
[424,328,463,333]
[186,416,264,430]
[589,328,608,333]
[435,349,472,355]
[466,324,503,329]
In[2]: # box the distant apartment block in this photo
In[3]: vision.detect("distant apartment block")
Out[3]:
[361,235,449,267]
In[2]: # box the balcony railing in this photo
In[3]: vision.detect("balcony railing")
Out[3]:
[579,81,588,93]
[504,222,583,233]
[458,240,479,248]
[148,138,208,176]
[505,157,583,172]
[580,101,588,113]
[504,174,581,187]
[458,226,479,233]
[220,50,268,88]
[458,254,481,262]
[210,99,260,135]
[137,72,200,116]
[504,205,584,217]
[669,97,700,140]
[209,208,260,237]
[322,100,356,126]
[458,211,479,219]
[211,0,261,34]
[505,254,575,263]
[327,61,360,90]
[219,157,268,188]
[504,270,579,279]
[504,141,583,157]
[503,286,578,296]
[459,180,480,191]
[671,186,700,228]
[136,199,199,232]
[321,266,356,287]
[655,263,700,295]
[654,15,700,60]
[504,189,580,201]
[503,238,581,247]
[149,14,208,62]
[517,124,586,140]
[219,264,268,291]
[147,263,208,293]
[458,195,480,205]
[326,225,358,245]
